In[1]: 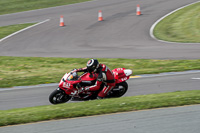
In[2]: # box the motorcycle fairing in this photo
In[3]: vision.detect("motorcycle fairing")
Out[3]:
[112,68,132,84]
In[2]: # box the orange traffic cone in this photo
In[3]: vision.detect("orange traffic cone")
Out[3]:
[60,15,65,27]
[136,4,141,16]
[98,10,103,21]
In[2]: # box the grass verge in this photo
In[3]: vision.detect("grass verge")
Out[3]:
[153,2,200,43]
[0,90,200,127]
[0,0,91,15]
[0,56,200,88]
[0,23,35,39]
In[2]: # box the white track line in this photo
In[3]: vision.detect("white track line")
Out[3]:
[191,78,200,80]
[149,1,200,44]
[0,19,50,43]
[135,70,200,78]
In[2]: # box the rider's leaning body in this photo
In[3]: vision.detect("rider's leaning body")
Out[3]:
[73,59,115,99]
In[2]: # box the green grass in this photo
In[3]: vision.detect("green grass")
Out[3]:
[0,23,35,39]
[154,2,200,43]
[0,0,91,15]
[0,56,200,88]
[0,90,200,127]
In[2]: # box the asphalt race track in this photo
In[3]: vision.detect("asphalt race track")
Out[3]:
[1,105,200,133]
[0,0,200,131]
[0,0,199,59]
[0,71,200,110]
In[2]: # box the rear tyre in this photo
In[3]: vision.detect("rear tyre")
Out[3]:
[49,89,71,104]
[109,81,128,98]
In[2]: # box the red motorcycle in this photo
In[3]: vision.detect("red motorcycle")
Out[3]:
[49,68,132,104]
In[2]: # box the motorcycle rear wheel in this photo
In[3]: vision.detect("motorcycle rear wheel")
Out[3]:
[49,89,71,104]
[109,81,128,98]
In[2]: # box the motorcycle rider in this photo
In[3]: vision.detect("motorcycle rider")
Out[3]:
[72,59,115,99]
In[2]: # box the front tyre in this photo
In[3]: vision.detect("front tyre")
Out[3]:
[49,89,71,104]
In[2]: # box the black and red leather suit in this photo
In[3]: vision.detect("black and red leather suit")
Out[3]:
[76,64,115,98]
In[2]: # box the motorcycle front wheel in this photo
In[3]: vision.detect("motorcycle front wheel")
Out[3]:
[49,89,71,104]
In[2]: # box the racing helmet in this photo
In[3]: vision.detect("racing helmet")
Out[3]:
[87,59,99,73]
